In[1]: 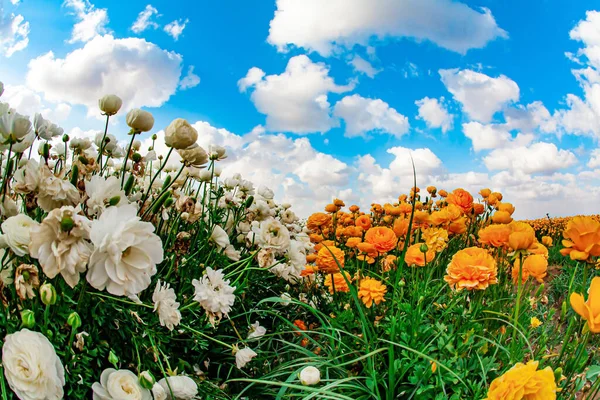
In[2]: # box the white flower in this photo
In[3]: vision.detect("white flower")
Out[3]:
[251,218,290,252]
[34,114,63,140]
[157,376,198,399]
[85,175,129,215]
[0,112,32,143]
[258,186,274,200]
[208,144,227,160]
[192,267,236,324]
[126,108,154,132]
[235,347,257,369]
[11,130,35,153]
[1,197,18,218]
[70,137,92,152]
[280,209,297,224]
[95,132,119,153]
[2,329,65,400]
[37,166,81,212]
[29,206,93,288]
[151,384,167,400]
[299,366,320,386]
[177,143,208,167]
[247,321,266,340]
[224,244,241,261]
[87,204,163,296]
[152,280,181,331]
[0,214,38,257]
[92,368,152,400]
[99,94,123,116]
[164,118,197,149]
[210,225,229,249]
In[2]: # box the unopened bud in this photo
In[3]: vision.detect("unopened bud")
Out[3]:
[62,134,69,142]
[67,311,81,329]
[108,350,119,368]
[60,216,74,232]
[21,310,35,328]
[152,134,157,141]
[139,371,155,389]
[40,283,57,305]
[132,153,142,163]
[108,196,121,206]
[420,244,429,253]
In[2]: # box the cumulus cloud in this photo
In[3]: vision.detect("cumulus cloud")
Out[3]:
[238,55,354,133]
[333,94,409,138]
[179,65,200,90]
[440,68,519,122]
[64,0,109,43]
[483,142,577,174]
[267,0,507,56]
[131,4,159,33]
[415,97,453,133]
[588,149,600,168]
[0,10,29,57]
[1,84,72,122]
[164,19,188,41]
[26,35,183,114]
[349,55,381,78]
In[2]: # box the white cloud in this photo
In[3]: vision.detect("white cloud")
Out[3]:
[238,55,354,133]
[0,11,29,57]
[439,68,519,122]
[64,0,109,43]
[349,55,381,78]
[462,122,511,151]
[415,97,453,133]
[588,149,600,168]
[483,142,577,174]
[26,35,183,114]
[2,84,72,123]
[503,101,556,134]
[164,19,188,41]
[333,94,409,138]
[179,66,200,90]
[267,0,507,56]
[131,4,159,34]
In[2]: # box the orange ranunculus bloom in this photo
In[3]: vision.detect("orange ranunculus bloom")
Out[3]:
[491,211,513,224]
[316,246,345,274]
[324,271,351,294]
[483,360,558,400]
[324,203,338,213]
[345,237,362,248]
[393,217,410,238]
[438,189,448,198]
[508,222,536,251]
[445,204,463,221]
[398,194,408,202]
[513,254,548,284]
[307,213,331,231]
[333,198,345,207]
[349,205,360,213]
[365,226,397,253]
[293,319,307,333]
[444,247,498,291]
[371,203,383,214]
[404,243,436,267]
[306,253,317,263]
[358,277,387,308]
[413,210,430,226]
[473,203,485,215]
[300,265,319,277]
[381,254,397,272]
[321,240,335,247]
[478,224,511,248]
[570,277,600,333]
[430,210,449,226]
[479,188,491,198]
[355,215,372,230]
[560,216,600,260]
[496,202,515,215]
[446,188,473,214]
[398,202,413,214]
[528,242,549,257]
[491,192,503,201]
[309,233,324,243]
[448,217,467,235]
[422,227,448,253]
[541,235,553,247]
[356,242,378,257]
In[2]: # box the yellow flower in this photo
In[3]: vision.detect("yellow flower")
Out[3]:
[541,236,553,247]
[358,277,387,308]
[530,317,542,328]
[316,246,345,274]
[421,227,449,253]
[508,221,536,251]
[324,271,351,294]
[570,276,600,333]
[444,247,498,291]
[484,360,558,400]
[560,216,600,261]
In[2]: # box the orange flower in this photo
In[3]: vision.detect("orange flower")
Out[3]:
[365,227,397,253]
[393,217,409,238]
[430,210,449,226]
[438,189,448,198]
[293,319,307,334]
[508,222,535,251]
[528,242,549,257]
[446,188,473,214]
[306,253,317,263]
[560,216,600,260]
[300,265,319,277]
[356,242,378,257]
[491,211,513,224]
[491,192,503,201]
[513,254,548,284]
[413,210,430,225]
[473,203,485,215]
[307,213,331,231]
[325,203,338,213]
[421,227,448,252]
[541,236,553,247]
[426,185,437,195]
[448,217,467,235]
[333,198,345,207]
[345,237,362,248]
[324,271,351,294]
[398,202,413,214]
[444,247,498,291]
[404,243,436,267]
[355,215,372,230]
[316,246,345,274]
[496,202,515,215]
[483,360,558,400]
[358,277,387,308]
[309,233,324,243]
[349,205,359,213]
[381,255,397,272]
[478,224,511,248]
[479,188,491,198]
[570,277,600,333]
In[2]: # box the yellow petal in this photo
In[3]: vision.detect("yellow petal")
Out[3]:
[570,292,590,320]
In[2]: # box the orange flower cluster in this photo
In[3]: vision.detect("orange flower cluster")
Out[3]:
[523,214,600,238]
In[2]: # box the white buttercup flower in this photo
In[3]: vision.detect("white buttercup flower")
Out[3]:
[92,368,152,400]
[152,280,181,331]
[37,166,81,212]
[86,204,163,296]
[299,366,321,386]
[85,175,129,215]
[164,118,197,149]
[157,376,198,399]
[29,206,93,288]
[234,346,257,369]
[0,214,38,257]
[210,225,230,249]
[99,94,123,116]
[13,159,40,194]
[0,112,32,143]
[224,244,241,261]
[247,321,267,340]
[251,218,291,252]
[126,108,154,133]
[2,329,65,400]
[192,267,236,324]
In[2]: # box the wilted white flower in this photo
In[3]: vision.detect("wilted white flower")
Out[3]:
[164,118,198,149]
[87,204,163,296]
[14,263,40,300]
[0,214,38,256]
[256,248,275,269]
[37,166,81,212]
[210,225,230,249]
[126,108,154,132]
[234,346,257,369]
[157,376,198,399]
[95,132,119,153]
[99,94,123,116]
[0,197,18,218]
[92,368,151,400]
[85,175,129,215]
[152,280,181,331]
[247,321,266,340]
[192,267,236,324]
[2,329,65,400]
[299,366,320,386]
[178,143,208,167]
[29,206,93,288]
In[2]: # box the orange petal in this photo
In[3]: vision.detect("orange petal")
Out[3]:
[588,277,600,317]
[570,292,590,320]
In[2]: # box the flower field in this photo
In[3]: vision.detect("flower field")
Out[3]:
[0,88,599,400]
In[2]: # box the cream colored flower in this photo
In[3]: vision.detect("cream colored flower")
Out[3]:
[234,346,257,369]
[157,376,198,399]
[85,175,129,215]
[2,329,65,400]
[92,368,152,400]
[37,166,80,212]
[126,109,154,132]
[0,214,38,256]
[247,321,266,339]
[29,206,93,288]
[210,225,230,249]
[14,264,40,300]
[87,204,163,296]
[99,94,123,116]
[299,366,320,386]
[177,143,208,167]
[164,118,198,149]
[251,218,290,252]
[192,267,236,324]
[152,280,181,331]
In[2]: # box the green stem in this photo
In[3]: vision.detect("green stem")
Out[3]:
[121,131,138,188]
[96,114,110,171]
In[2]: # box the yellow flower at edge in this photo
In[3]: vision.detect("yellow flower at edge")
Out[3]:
[570,276,600,333]
[358,277,387,308]
[530,316,542,328]
[560,216,600,261]
[484,360,558,400]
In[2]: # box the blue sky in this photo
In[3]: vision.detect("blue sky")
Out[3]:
[1,0,600,217]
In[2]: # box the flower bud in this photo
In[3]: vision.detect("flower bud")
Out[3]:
[67,311,81,329]
[99,94,123,116]
[62,134,69,142]
[164,118,198,149]
[42,142,50,159]
[40,283,57,305]
[139,371,156,389]
[21,310,35,328]
[245,196,254,209]
[70,164,79,187]
[108,195,121,206]
[420,244,429,253]
[132,152,142,163]
[124,175,135,196]
[164,197,174,208]
[299,366,320,386]
[554,368,563,383]
[60,215,75,232]
[126,108,155,133]
[108,350,119,368]
[152,133,157,141]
